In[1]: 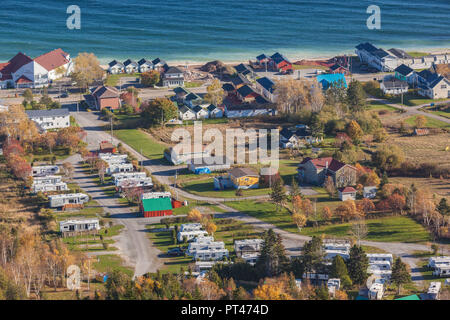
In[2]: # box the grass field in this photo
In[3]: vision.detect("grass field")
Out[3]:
[367,101,399,112]
[181,178,270,198]
[184,81,203,88]
[387,91,446,107]
[114,129,167,160]
[301,216,431,243]
[105,73,141,86]
[404,115,450,129]
[93,254,134,277]
[406,52,429,58]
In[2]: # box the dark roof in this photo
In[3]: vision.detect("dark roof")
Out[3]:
[356,42,378,53]
[173,87,189,95]
[165,66,184,74]
[179,105,193,114]
[222,83,235,91]
[256,54,269,61]
[270,52,291,64]
[255,95,269,104]
[4,52,33,74]
[234,63,249,74]
[192,105,205,113]
[429,75,448,89]
[418,69,440,84]
[256,77,275,93]
[92,86,119,99]
[388,48,412,59]
[280,127,311,139]
[152,58,166,65]
[299,157,351,172]
[207,104,217,112]
[185,92,201,101]
[373,49,390,59]
[123,59,138,67]
[329,64,345,72]
[231,76,244,87]
[229,167,258,178]
[108,60,124,68]
[237,85,255,98]
[395,64,414,76]
[138,58,152,66]
[26,108,69,118]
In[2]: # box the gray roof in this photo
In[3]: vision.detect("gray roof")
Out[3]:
[382,78,408,89]
[26,108,69,118]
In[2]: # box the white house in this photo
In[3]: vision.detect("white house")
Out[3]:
[355,43,399,72]
[338,187,357,201]
[178,105,196,121]
[394,64,417,85]
[108,60,124,74]
[256,77,277,102]
[32,165,60,176]
[49,193,89,208]
[192,105,209,119]
[138,58,153,73]
[163,66,185,87]
[380,78,409,95]
[59,218,100,234]
[0,49,73,89]
[241,253,260,266]
[207,104,223,118]
[123,59,139,74]
[26,109,70,131]
[164,147,210,165]
[417,70,450,99]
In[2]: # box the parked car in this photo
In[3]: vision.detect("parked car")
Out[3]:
[167,247,184,257]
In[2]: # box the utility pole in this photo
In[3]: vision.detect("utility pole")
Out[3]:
[110,116,113,144]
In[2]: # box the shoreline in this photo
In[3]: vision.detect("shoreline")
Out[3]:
[99,46,450,69]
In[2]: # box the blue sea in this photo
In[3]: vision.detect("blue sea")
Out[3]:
[0,0,449,63]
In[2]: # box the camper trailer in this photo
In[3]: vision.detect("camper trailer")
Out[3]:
[368,279,385,300]
[33,175,63,184]
[193,248,229,261]
[32,182,68,193]
[59,218,100,236]
[32,165,59,176]
[234,239,264,257]
[177,230,209,243]
[106,163,134,175]
[428,282,441,300]
[187,241,226,256]
[241,253,260,266]
[112,172,147,184]
[49,193,90,209]
[179,223,203,232]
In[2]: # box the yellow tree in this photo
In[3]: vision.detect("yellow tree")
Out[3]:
[205,221,217,236]
[346,120,364,142]
[414,115,427,128]
[292,213,307,232]
[187,209,202,222]
[71,52,104,91]
[322,206,333,220]
[204,79,225,106]
[292,195,303,214]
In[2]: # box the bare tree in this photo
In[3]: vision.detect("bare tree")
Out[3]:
[351,219,368,246]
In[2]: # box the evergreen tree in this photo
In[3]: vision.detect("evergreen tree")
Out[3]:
[315,285,329,300]
[347,245,369,285]
[391,258,411,295]
[437,198,449,216]
[301,236,325,274]
[347,80,366,112]
[256,229,289,277]
[270,178,286,211]
[380,171,389,188]
[330,255,349,279]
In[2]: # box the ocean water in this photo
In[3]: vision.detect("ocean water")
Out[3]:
[0,0,449,63]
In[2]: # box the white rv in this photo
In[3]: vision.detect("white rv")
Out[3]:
[32,182,68,193]
[179,223,203,232]
[112,172,147,184]
[187,241,225,256]
[234,239,264,257]
[106,163,134,175]
[177,230,209,243]
[368,279,385,300]
[49,193,90,208]
[33,175,62,184]
[193,248,229,261]
[59,218,100,233]
[32,165,59,176]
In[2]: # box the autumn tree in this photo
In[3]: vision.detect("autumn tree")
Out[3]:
[187,209,202,222]
[291,195,303,215]
[322,206,333,220]
[71,52,104,90]
[372,144,405,171]
[204,79,225,106]
[274,78,313,114]
[140,98,178,126]
[351,219,368,246]
[141,70,160,87]
[357,198,375,215]
[205,221,217,236]
[334,200,360,222]
[292,213,307,232]
[346,120,364,143]
[324,176,336,197]
[414,115,427,128]
[302,199,314,217]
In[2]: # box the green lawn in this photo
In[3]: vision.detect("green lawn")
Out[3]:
[367,101,399,112]
[302,216,431,243]
[406,52,429,58]
[105,73,141,86]
[404,115,450,129]
[181,178,270,198]
[387,92,447,107]
[114,129,166,160]
[93,254,134,277]
[184,81,203,88]
[182,118,229,125]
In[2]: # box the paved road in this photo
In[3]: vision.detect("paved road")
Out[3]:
[64,153,164,278]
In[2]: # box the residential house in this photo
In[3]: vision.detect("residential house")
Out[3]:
[229,167,259,189]
[48,193,90,209]
[417,69,450,99]
[108,60,124,74]
[59,219,100,236]
[279,126,322,149]
[297,157,357,188]
[178,105,196,120]
[234,63,252,79]
[138,58,153,73]
[230,76,245,90]
[316,73,348,90]
[269,52,293,73]
[256,77,276,102]
[207,104,223,118]
[123,59,139,74]
[152,58,168,73]
[394,64,417,85]
[329,64,348,74]
[91,86,121,110]
[0,49,73,89]
[380,78,408,95]
[338,186,357,201]
[256,54,270,66]
[140,192,173,217]
[26,108,70,131]
[355,42,398,72]
[163,66,184,87]
[237,85,259,103]
[173,86,190,100]
[192,105,209,119]
[184,92,202,107]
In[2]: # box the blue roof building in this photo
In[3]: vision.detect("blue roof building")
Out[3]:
[316,73,348,90]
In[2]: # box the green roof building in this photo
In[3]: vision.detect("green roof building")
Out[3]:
[395,294,420,300]
[140,197,173,217]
